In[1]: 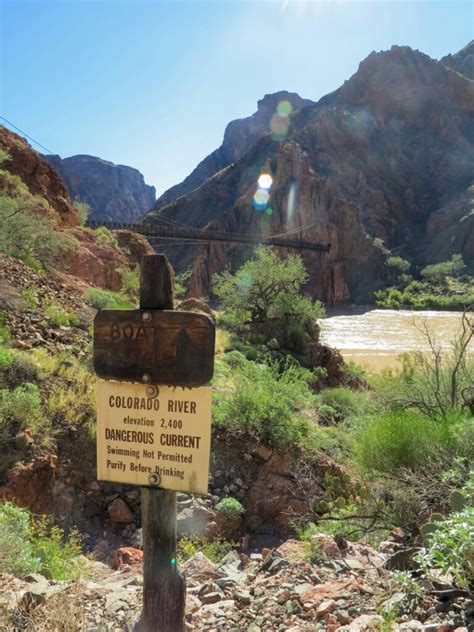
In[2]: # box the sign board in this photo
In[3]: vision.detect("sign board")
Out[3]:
[93,310,215,387]
[96,380,212,494]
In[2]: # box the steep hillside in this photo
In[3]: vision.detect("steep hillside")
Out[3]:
[44,154,156,223]
[147,44,474,304]
[0,125,153,289]
[440,40,474,80]
[0,127,77,226]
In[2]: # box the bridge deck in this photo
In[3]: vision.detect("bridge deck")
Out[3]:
[86,221,331,253]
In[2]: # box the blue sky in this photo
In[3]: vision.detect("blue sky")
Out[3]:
[1,0,472,196]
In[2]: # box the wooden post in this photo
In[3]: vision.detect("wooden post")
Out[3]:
[135,255,186,632]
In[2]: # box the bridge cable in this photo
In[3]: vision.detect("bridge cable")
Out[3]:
[0,116,56,155]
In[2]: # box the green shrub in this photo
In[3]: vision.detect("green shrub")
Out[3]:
[0,383,47,448]
[82,287,133,310]
[316,387,375,424]
[121,266,140,300]
[74,200,90,226]
[0,501,82,580]
[215,497,245,517]
[83,287,113,309]
[21,287,39,309]
[94,226,118,247]
[45,302,80,327]
[387,256,410,273]
[0,148,11,166]
[416,508,474,591]
[421,254,465,284]
[3,353,38,387]
[177,536,235,564]
[213,355,315,451]
[0,345,13,370]
[354,410,469,475]
[0,313,10,344]
[0,194,79,270]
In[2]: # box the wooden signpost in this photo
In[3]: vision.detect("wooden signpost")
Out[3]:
[93,255,215,632]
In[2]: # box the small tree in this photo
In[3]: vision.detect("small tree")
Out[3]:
[213,247,324,352]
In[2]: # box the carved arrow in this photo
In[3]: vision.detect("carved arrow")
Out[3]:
[173,328,192,374]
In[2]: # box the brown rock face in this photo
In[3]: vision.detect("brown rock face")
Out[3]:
[0,454,57,514]
[0,126,77,226]
[44,154,156,223]
[147,44,474,305]
[63,228,154,291]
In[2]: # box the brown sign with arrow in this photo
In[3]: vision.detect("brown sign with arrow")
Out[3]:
[93,309,215,387]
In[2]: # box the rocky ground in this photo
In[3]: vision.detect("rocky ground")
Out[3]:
[1,533,472,631]
[0,254,93,354]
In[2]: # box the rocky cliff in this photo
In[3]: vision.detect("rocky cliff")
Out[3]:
[440,39,474,80]
[0,125,153,288]
[44,154,156,223]
[0,126,77,226]
[147,44,474,305]
[155,91,314,208]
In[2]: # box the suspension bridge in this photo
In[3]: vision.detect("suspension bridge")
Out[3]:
[86,220,331,253]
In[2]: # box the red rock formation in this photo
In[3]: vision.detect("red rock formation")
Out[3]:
[148,44,474,305]
[0,126,77,226]
[0,454,57,514]
[63,228,154,291]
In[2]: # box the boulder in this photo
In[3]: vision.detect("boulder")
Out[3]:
[107,498,134,524]
[111,547,143,570]
[181,552,217,581]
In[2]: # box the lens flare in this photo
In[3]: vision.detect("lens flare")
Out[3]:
[287,179,297,222]
[258,173,273,190]
[237,271,252,290]
[277,100,293,118]
[171,558,176,566]
[253,188,270,210]
[270,114,289,141]
[266,207,273,216]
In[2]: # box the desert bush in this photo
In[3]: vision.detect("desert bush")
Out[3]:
[45,301,80,327]
[213,355,316,451]
[94,226,118,247]
[0,194,79,270]
[215,497,245,517]
[3,353,38,387]
[316,386,376,425]
[0,383,42,447]
[417,507,474,591]
[21,287,39,309]
[387,256,411,273]
[177,536,235,564]
[0,345,13,370]
[0,501,82,580]
[82,287,112,309]
[354,409,471,475]
[121,266,140,300]
[82,287,133,310]
[74,200,90,226]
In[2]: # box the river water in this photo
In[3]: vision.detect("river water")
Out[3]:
[319,308,468,372]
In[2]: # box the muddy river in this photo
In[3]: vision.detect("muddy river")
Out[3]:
[319,308,468,371]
